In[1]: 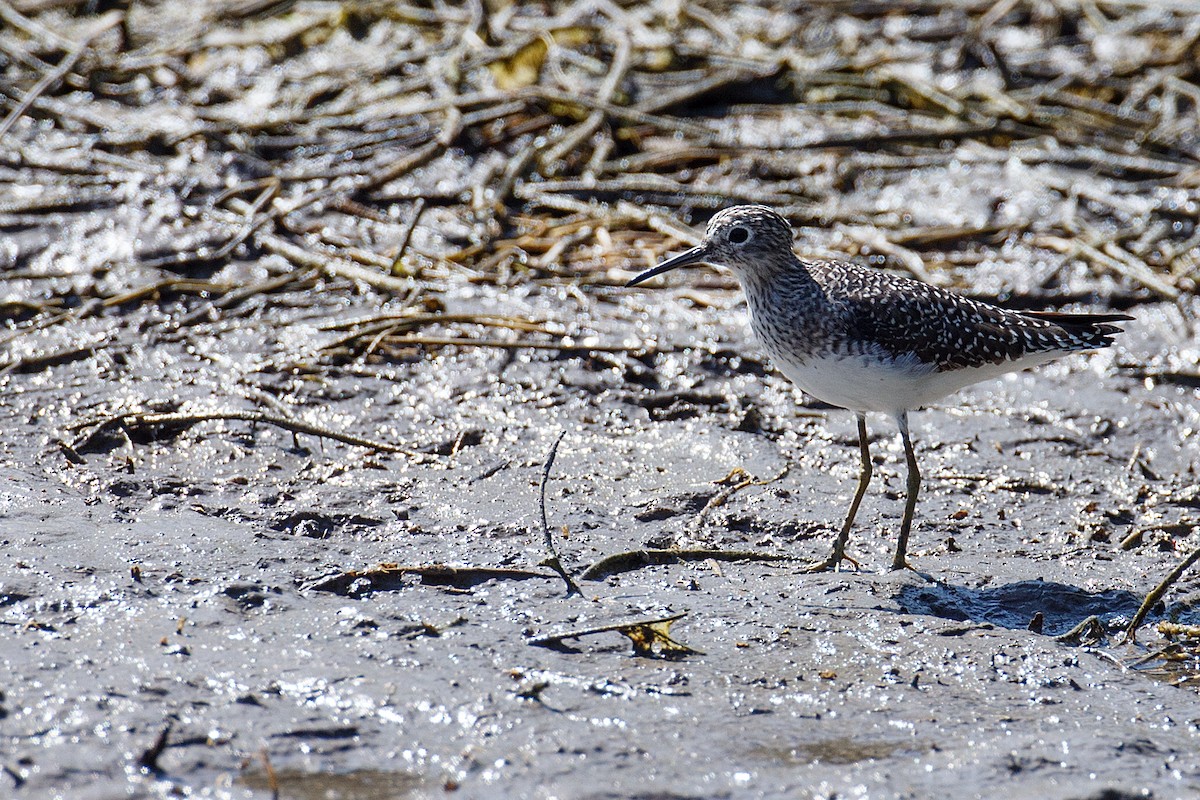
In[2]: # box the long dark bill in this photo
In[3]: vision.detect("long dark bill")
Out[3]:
[625,245,709,287]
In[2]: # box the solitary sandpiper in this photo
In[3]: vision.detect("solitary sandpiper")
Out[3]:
[626,205,1131,572]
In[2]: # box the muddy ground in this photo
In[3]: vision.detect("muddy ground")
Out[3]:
[4,2,1200,799]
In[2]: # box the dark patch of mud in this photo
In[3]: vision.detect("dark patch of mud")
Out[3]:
[897,580,1146,635]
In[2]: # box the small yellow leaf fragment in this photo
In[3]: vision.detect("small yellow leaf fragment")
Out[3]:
[616,615,703,657]
[643,47,674,71]
[488,39,548,90]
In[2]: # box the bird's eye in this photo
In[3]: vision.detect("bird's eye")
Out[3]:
[728,226,750,244]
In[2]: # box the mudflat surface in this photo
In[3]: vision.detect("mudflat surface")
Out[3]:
[3,2,1200,799]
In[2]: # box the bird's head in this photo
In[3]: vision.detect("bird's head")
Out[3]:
[626,205,795,287]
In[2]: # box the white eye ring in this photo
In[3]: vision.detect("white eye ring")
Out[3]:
[728,226,750,244]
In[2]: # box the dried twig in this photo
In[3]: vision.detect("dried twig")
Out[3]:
[0,11,124,139]
[537,431,583,597]
[390,197,427,272]
[255,231,417,294]
[527,612,702,657]
[1125,544,1200,643]
[135,723,172,773]
[693,465,790,526]
[337,334,653,354]
[68,409,426,459]
[304,563,557,594]
[539,29,632,173]
[582,548,796,581]
[1034,235,1179,300]
[1056,615,1106,645]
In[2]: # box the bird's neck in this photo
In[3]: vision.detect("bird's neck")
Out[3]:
[741,258,832,341]
[739,255,820,299]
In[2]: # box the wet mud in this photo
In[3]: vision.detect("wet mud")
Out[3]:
[5,282,1199,799]
[3,1,1200,799]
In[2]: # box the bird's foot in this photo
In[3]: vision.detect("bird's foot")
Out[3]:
[889,556,916,572]
[803,551,861,574]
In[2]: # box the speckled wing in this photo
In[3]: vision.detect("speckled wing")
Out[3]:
[821,262,1132,372]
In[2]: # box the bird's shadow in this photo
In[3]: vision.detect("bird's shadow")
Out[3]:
[895,576,1199,637]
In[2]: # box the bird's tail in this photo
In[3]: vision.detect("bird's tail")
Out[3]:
[1021,311,1133,348]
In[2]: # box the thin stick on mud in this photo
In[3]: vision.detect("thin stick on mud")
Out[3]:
[259,747,280,800]
[692,465,790,528]
[1125,544,1200,643]
[538,430,582,597]
[135,722,172,773]
[581,548,796,581]
[349,334,652,354]
[527,612,702,657]
[304,564,558,595]
[1056,615,1106,645]
[69,409,428,460]
[391,197,427,272]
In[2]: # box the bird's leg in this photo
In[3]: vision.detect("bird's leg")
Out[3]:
[892,412,921,571]
[805,414,870,573]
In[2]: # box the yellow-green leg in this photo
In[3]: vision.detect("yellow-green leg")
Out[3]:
[892,411,920,571]
[805,414,870,573]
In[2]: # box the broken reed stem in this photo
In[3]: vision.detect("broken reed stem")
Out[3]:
[694,465,790,525]
[135,722,173,773]
[581,548,796,581]
[1035,235,1179,300]
[255,231,417,294]
[0,11,124,139]
[259,747,280,800]
[1056,615,1106,645]
[538,430,582,597]
[391,197,427,272]
[539,28,632,173]
[526,612,702,657]
[319,312,552,334]
[364,335,651,354]
[1125,544,1200,643]
[69,409,427,460]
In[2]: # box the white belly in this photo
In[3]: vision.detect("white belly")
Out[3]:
[770,349,1060,415]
